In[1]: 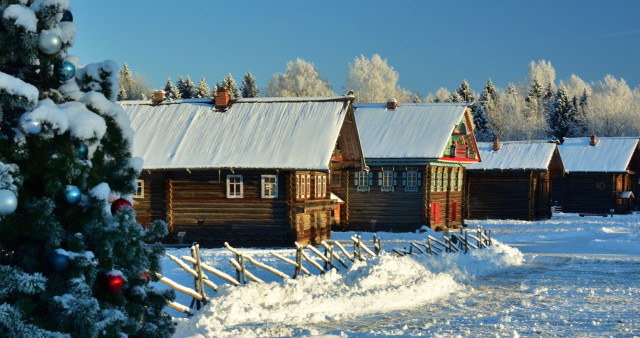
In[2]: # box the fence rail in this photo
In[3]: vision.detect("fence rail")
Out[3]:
[160,226,494,316]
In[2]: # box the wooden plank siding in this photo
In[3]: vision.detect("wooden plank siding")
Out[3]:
[133,171,167,227]
[336,165,466,232]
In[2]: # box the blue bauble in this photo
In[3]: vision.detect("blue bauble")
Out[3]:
[55,61,76,82]
[65,185,81,205]
[76,143,88,160]
[0,189,17,215]
[61,10,73,22]
[47,250,69,273]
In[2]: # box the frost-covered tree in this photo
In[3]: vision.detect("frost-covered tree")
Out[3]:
[175,75,187,99]
[528,59,556,88]
[0,3,174,337]
[216,73,239,99]
[471,101,494,142]
[455,79,474,102]
[117,63,152,101]
[241,71,259,98]
[179,75,196,99]
[344,54,412,103]
[195,76,211,98]
[266,59,334,97]
[473,79,499,142]
[587,75,640,136]
[163,77,180,100]
[434,87,452,102]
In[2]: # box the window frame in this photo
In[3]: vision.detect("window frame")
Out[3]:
[405,170,418,192]
[226,175,244,199]
[133,179,144,199]
[261,174,278,199]
[354,170,371,192]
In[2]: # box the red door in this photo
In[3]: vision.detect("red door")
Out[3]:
[431,202,440,224]
[452,201,457,221]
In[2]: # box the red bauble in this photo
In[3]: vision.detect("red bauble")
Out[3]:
[105,271,125,293]
[139,270,150,285]
[110,198,132,215]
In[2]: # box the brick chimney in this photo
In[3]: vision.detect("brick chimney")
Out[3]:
[492,136,500,151]
[590,135,597,146]
[151,90,165,105]
[215,89,230,108]
[386,98,398,110]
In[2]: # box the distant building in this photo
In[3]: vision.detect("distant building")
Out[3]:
[121,92,365,246]
[332,101,480,232]
[466,139,564,220]
[554,136,640,215]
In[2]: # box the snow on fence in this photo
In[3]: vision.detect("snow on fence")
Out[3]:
[158,227,492,316]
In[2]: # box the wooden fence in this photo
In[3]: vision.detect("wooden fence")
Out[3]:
[157,227,492,316]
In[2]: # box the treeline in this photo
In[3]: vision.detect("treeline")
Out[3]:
[118,57,640,140]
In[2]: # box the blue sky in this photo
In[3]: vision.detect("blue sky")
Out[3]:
[71,1,640,96]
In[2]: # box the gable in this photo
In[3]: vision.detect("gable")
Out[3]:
[121,96,359,171]
[354,102,470,160]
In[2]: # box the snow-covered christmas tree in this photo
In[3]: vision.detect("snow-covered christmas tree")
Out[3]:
[0,1,174,336]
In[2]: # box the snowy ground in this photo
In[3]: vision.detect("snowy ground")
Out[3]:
[156,213,640,337]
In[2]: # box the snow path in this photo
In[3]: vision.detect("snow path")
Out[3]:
[160,213,640,337]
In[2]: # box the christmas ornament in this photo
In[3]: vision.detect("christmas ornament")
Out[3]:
[65,185,81,205]
[105,271,125,293]
[61,10,73,22]
[139,270,150,285]
[47,250,70,273]
[76,143,88,160]
[110,198,132,215]
[21,118,41,134]
[0,189,18,215]
[38,30,62,55]
[55,61,75,82]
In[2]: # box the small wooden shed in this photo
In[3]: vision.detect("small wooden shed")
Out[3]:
[332,101,480,232]
[121,93,365,247]
[554,136,640,215]
[465,139,564,220]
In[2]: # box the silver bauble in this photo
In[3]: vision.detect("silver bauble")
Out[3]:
[21,119,41,134]
[38,30,62,55]
[0,189,18,215]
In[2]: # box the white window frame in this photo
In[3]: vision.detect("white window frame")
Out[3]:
[306,174,311,199]
[405,170,418,192]
[133,179,144,198]
[381,171,394,192]
[355,170,370,192]
[297,174,311,199]
[226,175,243,198]
[261,175,278,199]
[315,174,327,198]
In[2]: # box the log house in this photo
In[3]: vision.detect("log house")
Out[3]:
[122,93,365,247]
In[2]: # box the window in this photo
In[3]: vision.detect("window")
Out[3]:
[380,171,395,192]
[297,174,311,199]
[436,170,443,192]
[354,170,370,192]
[316,174,327,198]
[261,175,278,198]
[443,171,449,192]
[133,179,144,198]
[405,170,418,192]
[331,173,341,187]
[430,168,436,192]
[226,175,243,198]
[457,170,464,191]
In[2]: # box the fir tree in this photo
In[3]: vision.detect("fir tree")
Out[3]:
[455,79,474,102]
[548,88,586,142]
[118,63,133,100]
[195,76,211,98]
[182,75,196,99]
[175,75,187,99]
[163,77,180,100]
[217,73,239,99]
[0,3,174,337]
[241,71,259,98]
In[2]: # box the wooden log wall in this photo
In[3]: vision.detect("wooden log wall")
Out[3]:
[425,166,465,230]
[466,171,539,220]
[134,171,167,227]
[560,173,628,214]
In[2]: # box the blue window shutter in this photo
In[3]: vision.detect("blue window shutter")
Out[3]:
[354,171,359,186]
[378,172,383,186]
[393,172,397,186]
[418,172,422,186]
[369,171,373,186]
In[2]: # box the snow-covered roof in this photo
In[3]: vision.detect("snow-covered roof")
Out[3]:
[120,97,354,170]
[354,102,469,159]
[467,141,559,171]
[558,137,640,173]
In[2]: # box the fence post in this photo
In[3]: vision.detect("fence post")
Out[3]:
[294,243,302,278]
[427,238,432,255]
[240,255,247,284]
[194,244,207,305]
[465,231,469,253]
[189,244,201,310]
[477,227,482,248]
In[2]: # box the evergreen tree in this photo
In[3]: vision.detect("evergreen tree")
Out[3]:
[525,79,543,118]
[548,88,586,142]
[216,73,239,99]
[241,71,259,98]
[195,76,211,98]
[163,77,180,100]
[175,75,187,99]
[455,79,474,102]
[449,91,464,102]
[471,101,494,142]
[118,63,133,101]
[0,3,174,337]
[182,75,196,99]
